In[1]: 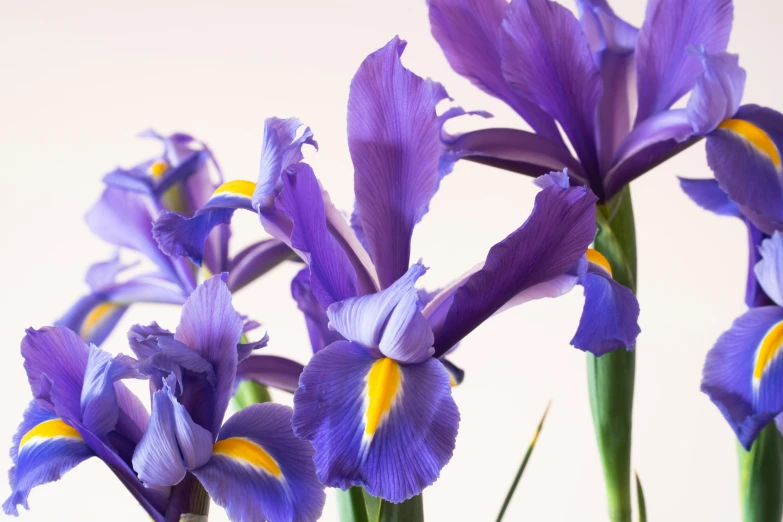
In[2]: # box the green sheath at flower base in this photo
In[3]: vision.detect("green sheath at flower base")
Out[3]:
[738,423,783,522]
[588,186,637,522]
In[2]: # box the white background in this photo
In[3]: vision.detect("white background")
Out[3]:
[1,1,781,520]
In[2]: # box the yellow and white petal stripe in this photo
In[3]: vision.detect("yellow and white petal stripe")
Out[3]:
[586,248,612,278]
[19,419,82,449]
[79,302,125,344]
[718,119,781,171]
[362,357,402,448]
[203,180,257,211]
[753,319,783,394]
[212,437,283,479]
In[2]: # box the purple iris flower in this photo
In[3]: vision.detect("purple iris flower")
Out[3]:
[130,275,325,521]
[5,276,326,522]
[695,231,783,449]
[152,37,599,501]
[428,0,744,202]
[4,325,167,518]
[58,131,291,346]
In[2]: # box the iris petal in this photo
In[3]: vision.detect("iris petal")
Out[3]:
[754,233,783,308]
[292,341,459,502]
[193,403,326,522]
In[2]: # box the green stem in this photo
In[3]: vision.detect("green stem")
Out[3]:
[738,423,783,522]
[336,487,371,522]
[588,186,637,522]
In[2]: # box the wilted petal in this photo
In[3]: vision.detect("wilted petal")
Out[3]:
[226,239,292,293]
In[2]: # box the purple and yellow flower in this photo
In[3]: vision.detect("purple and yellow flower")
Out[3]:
[154,37,600,501]
[699,232,783,448]
[428,0,743,202]
[5,276,325,522]
[59,131,291,346]
[130,275,325,521]
[3,325,167,519]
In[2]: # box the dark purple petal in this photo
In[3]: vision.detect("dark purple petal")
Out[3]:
[707,105,783,234]
[634,0,733,123]
[327,263,435,364]
[432,182,597,356]
[154,208,236,267]
[226,238,292,293]
[174,275,243,436]
[291,268,343,354]
[292,341,459,502]
[679,177,740,218]
[571,260,640,355]
[193,403,325,522]
[702,306,783,449]
[441,127,586,182]
[236,355,304,394]
[276,163,359,307]
[501,0,603,189]
[3,403,92,516]
[754,233,783,308]
[348,37,441,288]
[427,0,563,144]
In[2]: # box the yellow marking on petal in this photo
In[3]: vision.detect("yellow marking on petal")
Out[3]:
[213,437,282,477]
[365,358,401,437]
[449,374,457,388]
[80,302,122,339]
[586,248,612,277]
[753,320,783,383]
[213,180,257,199]
[148,160,170,178]
[718,119,781,168]
[19,419,81,448]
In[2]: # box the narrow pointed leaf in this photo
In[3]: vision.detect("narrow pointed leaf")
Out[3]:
[635,472,647,522]
[495,402,551,522]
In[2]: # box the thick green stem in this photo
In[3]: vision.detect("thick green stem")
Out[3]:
[588,186,637,522]
[738,424,783,522]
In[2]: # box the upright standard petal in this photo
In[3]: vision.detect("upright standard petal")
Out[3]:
[427,0,563,143]
[174,275,244,436]
[702,306,783,448]
[571,251,641,355]
[754,233,783,308]
[707,104,783,233]
[276,164,359,307]
[635,0,733,122]
[4,402,92,516]
[80,346,141,438]
[348,37,441,289]
[193,403,326,522]
[327,263,434,364]
[292,341,459,503]
[501,0,603,190]
[432,182,597,356]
